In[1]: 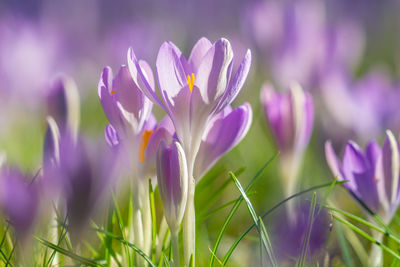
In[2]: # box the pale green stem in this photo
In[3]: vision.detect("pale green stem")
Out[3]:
[280,153,301,222]
[183,153,196,267]
[156,217,169,260]
[171,229,180,267]
[142,181,152,256]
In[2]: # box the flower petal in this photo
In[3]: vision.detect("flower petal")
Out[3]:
[214,49,252,113]
[188,37,212,74]
[156,41,187,99]
[194,103,252,179]
[127,47,164,108]
[194,38,234,104]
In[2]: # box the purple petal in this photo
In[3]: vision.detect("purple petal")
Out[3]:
[214,49,252,113]
[0,169,39,239]
[325,141,344,181]
[98,67,123,129]
[194,38,234,104]
[188,37,212,74]
[295,91,314,152]
[194,103,252,179]
[105,124,120,148]
[260,84,294,151]
[113,65,153,131]
[43,117,60,173]
[342,141,369,192]
[127,47,164,108]
[156,41,187,99]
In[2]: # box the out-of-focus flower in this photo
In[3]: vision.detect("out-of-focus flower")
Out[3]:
[260,82,312,220]
[0,168,39,241]
[320,69,397,142]
[325,130,400,223]
[98,65,154,170]
[194,103,252,178]
[261,83,314,216]
[128,37,252,170]
[157,141,188,233]
[271,199,329,264]
[0,17,61,107]
[244,0,364,89]
[44,134,115,239]
[46,76,80,138]
[261,83,314,155]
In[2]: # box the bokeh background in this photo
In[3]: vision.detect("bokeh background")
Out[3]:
[1,0,400,265]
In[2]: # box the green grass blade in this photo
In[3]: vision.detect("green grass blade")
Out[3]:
[208,152,279,267]
[336,223,355,267]
[222,179,346,265]
[230,172,277,266]
[149,180,157,263]
[35,236,103,266]
[296,192,317,267]
[93,228,156,267]
[333,214,400,260]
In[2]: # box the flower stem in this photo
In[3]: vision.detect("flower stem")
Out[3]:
[171,229,180,267]
[183,176,196,266]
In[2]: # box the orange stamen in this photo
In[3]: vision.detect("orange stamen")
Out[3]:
[139,129,154,162]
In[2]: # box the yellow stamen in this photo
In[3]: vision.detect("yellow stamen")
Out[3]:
[111,89,116,95]
[187,73,195,93]
[139,129,154,162]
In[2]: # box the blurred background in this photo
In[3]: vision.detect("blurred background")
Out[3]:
[1,0,400,265]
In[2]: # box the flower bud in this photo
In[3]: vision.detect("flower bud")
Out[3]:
[157,141,188,232]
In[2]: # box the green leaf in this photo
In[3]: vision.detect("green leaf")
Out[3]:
[296,192,317,267]
[333,214,400,260]
[93,228,156,267]
[230,172,277,267]
[36,236,104,267]
[208,152,279,267]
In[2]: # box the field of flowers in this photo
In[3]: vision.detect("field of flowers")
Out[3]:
[1,0,400,266]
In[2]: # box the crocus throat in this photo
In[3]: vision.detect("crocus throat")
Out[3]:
[139,129,154,162]
[187,73,195,93]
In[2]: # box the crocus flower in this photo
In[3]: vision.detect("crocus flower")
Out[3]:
[261,83,314,208]
[320,69,397,142]
[128,37,252,264]
[128,37,252,170]
[244,0,364,90]
[271,199,329,264]
[325,130,400,224]
[157,140,188,267]
[260,83,314,155]
[46,76,80,139]
[98,64,154,173]
[157,141,188,233]
[45,134,115,240]
[0,168,39,242]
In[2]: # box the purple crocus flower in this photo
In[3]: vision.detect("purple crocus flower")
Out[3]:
[261,83,314,214]
[98,64,156,173]
[0,168,39,242]
[325,130,400,223]
[44,134,115,240]
[244,0,364,90]
[127,37,252,170]
[320,69,396,142]
[260,83,314,155]
[271,199,329,264]
[157,141,188,233]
